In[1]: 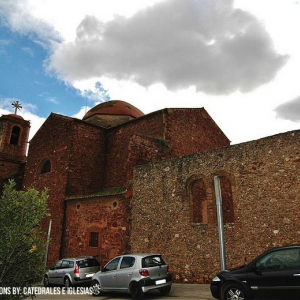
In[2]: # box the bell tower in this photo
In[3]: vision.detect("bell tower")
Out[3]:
[0,101,30,189]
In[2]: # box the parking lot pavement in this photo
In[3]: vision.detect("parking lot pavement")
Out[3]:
[33,283,214,300]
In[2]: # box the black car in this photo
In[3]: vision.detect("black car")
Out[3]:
[211,245,300,300]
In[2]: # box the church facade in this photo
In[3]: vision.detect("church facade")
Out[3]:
[1,100,300,282]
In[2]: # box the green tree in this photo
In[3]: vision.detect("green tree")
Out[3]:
[0,180,49,299]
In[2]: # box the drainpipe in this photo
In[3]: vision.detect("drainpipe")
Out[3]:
[44,219,52,268]
[214,176,226,271]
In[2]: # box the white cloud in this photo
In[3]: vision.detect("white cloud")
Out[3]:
[71,106,92,120]
[0,0,62,49]
[274,96,300,123]
[47,0,287,95]
[0,0,300,145]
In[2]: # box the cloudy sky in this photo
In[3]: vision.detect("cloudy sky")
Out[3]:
[0,0,300,144]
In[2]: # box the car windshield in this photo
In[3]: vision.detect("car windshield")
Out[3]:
[142,255,165,268]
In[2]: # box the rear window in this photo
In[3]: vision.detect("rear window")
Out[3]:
[77,258,100,268]
[142,255,166,268]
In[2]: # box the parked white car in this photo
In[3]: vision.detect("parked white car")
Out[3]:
[91,253,172,299]
[44,256,100,288]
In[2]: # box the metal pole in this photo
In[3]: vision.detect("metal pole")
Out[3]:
[214,176,226,271]
[44,219,52,268]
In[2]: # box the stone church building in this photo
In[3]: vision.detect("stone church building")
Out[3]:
[1,100,300,282]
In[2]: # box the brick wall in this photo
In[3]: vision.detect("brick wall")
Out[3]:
[23,114,73,267]
[104,111,165,188]
[0,115,30,162]
[104,108,229,189]
[0,161,25,192]
[20,107,235,268]
[65,121,106,196]
[165,108,230,156]
[131,130,300,283]
[63,193,130,266]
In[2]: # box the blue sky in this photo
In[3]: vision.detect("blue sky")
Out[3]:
[0,25,89,118]
[0,0,300,143]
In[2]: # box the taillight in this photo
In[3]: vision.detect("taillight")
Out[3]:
[74,263,80,275]
[167,266,171,273]
[139,269,149,277]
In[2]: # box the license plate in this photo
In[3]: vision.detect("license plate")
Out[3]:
[155,279,166,285]
[86,273,94,278]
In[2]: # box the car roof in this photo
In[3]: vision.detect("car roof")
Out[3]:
[118,253,162,258]
[60,256,95,260]
[264,244,300,253]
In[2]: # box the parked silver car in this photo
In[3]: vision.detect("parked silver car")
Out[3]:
[90,254,172,299]
[43,256,100,288]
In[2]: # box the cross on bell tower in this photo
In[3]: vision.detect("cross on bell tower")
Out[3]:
[12,101,22,115]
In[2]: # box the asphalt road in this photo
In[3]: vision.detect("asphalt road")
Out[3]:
[33,284,214,300]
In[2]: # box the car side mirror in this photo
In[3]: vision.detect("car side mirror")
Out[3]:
[249,265,262,275]
[255,267,262,275]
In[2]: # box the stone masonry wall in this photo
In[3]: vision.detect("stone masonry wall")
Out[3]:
[131,130,300,283]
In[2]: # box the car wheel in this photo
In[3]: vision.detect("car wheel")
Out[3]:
[222,283,248,300]
[130,282,144,300]
[64,277,72,288]
[91,280,101,297]
[43,275,51,287]
[159,285,171,295]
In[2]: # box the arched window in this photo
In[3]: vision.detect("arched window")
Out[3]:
[190,179,208,224]
[40,159,51,174]
[219,175,234,223]
[10,126,21,145]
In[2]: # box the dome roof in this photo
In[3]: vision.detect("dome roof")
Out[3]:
[8,114,24,120]
[83,100,144,121]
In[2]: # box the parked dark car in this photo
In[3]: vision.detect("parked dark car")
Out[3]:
[44,256,100,288]
[90,253,172,299]
[211,245,300,300]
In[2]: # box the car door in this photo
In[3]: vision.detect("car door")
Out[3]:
[247,247,300,299]
[99,257,121,290]
[55,260,73,285]
[48,260,62,285]
[116,256,135,291]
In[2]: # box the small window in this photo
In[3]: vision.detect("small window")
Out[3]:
[89,232,99,247]
[40,159,51,174]
[120,257,135,269]
[104,257,121,272]
[219,176,234,223]
[190,179,208,224]
[10,126,21,145]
